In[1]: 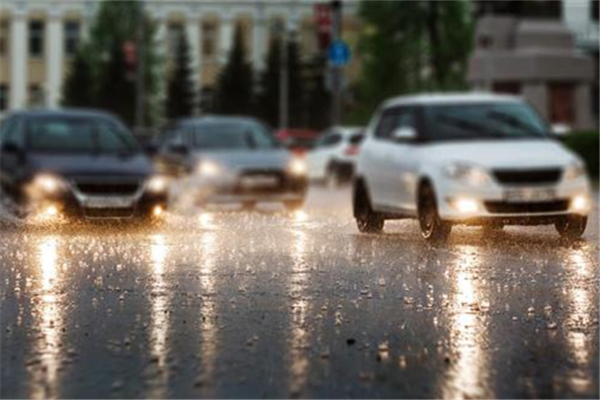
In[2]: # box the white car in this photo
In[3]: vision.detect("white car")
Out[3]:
[353,93,592,242]
[306,126,364,184]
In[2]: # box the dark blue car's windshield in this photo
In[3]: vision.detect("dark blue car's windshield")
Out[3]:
[27,116,140,154]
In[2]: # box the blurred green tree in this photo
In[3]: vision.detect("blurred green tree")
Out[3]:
[256,34,307,129]
[213,25,255,116]
[351,0,473,124]
[62,47,95,107]
[165,33,196,119]
[61,1,162,127]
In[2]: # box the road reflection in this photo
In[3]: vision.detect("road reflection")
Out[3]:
[147,234,170,398]
[287,227,311,397]
[29,235,64,399]
[563,247,596,394]
[197,230,219,394]
[440,245,491,399]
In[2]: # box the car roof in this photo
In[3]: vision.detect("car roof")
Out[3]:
[177,115,264,127]
[382,92,524,108]
[330,126,364,136]
[5,108,120,120]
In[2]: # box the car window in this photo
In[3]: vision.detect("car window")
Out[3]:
[4,118,26,149]
[375,107,417,140]
[349,133,365,145]
[317,133,342,148]
[191,121,278,150]
[422,102,549,141]
[0,117,15,144]
[96,120,140,153]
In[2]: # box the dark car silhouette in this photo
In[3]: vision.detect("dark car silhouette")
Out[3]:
[0,109,168,221]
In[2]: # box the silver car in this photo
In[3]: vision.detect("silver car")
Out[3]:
[157,116,308,210]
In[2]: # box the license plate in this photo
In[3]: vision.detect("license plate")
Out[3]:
[241,176,278,189]
[504,188,556,202]
[85,197,133,209]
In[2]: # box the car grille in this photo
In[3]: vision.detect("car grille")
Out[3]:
[492,168,562,185]
[76,182,140,196]
[484,200,569,214]
[84,208,135,218]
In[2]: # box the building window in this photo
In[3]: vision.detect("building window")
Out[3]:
[592,0,599,22]
[0,84,8,111]
[28,84,45,107]
[202,21,217,59]
[548,83,575,125]
[64,21,81,57]
[0,21,8,56]
[167,23,184,58]
[29,20,45,57]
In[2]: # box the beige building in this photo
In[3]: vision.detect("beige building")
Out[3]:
[0,0,362,118]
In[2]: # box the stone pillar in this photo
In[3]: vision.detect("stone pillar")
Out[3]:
[252,3,266,72]
[575,83,595,130]
[220,12,234,64]
[522,83,549,121]
[10,8,28,109]
[46,10,64,108]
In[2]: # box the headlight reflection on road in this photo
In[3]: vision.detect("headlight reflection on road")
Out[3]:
[196,231,219,394]
[148,234,170,399]
[564,248,595,394]
[440,246,491,399]
[31,236,63,399]
[287,229,311,397]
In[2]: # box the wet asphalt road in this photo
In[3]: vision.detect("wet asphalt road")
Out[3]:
[1,186,598,399]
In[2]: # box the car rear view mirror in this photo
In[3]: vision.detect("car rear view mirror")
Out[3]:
[391,126,417,141]
[551,123,570,137]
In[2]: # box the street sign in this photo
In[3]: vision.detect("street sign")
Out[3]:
[328,39,351,67]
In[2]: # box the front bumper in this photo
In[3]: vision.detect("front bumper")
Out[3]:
[436,177,591,225]
[31,185,168,220]
[193,172,308,204]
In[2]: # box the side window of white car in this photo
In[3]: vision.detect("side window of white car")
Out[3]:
[317,133,342,148]
[375,107,417,141]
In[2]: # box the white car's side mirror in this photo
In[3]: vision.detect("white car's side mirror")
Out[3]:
[551,123,571,137]
[391,126,417,141]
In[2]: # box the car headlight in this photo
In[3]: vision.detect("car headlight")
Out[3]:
[196,160,224,177]
[32,174,67,194]
[563,161,586,180]
[146,175,169,193]
[288,158,307,176]
[444,163,490,186]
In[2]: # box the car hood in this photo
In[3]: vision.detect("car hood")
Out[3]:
[27,153,154,179]
[191,149,291,170]
[425,139,579,169]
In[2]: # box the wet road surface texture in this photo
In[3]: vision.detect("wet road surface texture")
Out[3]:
[1,186,598,399]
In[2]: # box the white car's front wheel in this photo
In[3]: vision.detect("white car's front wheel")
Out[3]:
[418,183,451,243]
[555,215,587,240]
[353,180,384,233]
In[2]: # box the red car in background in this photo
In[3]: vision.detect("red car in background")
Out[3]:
[275,129,320,156]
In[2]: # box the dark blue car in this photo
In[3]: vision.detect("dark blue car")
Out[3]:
[0,109,168,221]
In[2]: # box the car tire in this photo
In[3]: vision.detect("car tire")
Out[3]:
[418,183,451,243]
[555,215,587,239]
[353,180,384,233]
[325,163,340,189]
[284,199,304,211]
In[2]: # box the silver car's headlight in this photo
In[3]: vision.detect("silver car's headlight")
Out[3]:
[287,158,307,176]
[444,163,490,186]
[563,161,586,180]
[196,160,225,177]
[146,175,169,193]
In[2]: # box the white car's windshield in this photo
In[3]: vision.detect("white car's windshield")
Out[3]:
[423,102,550,141]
